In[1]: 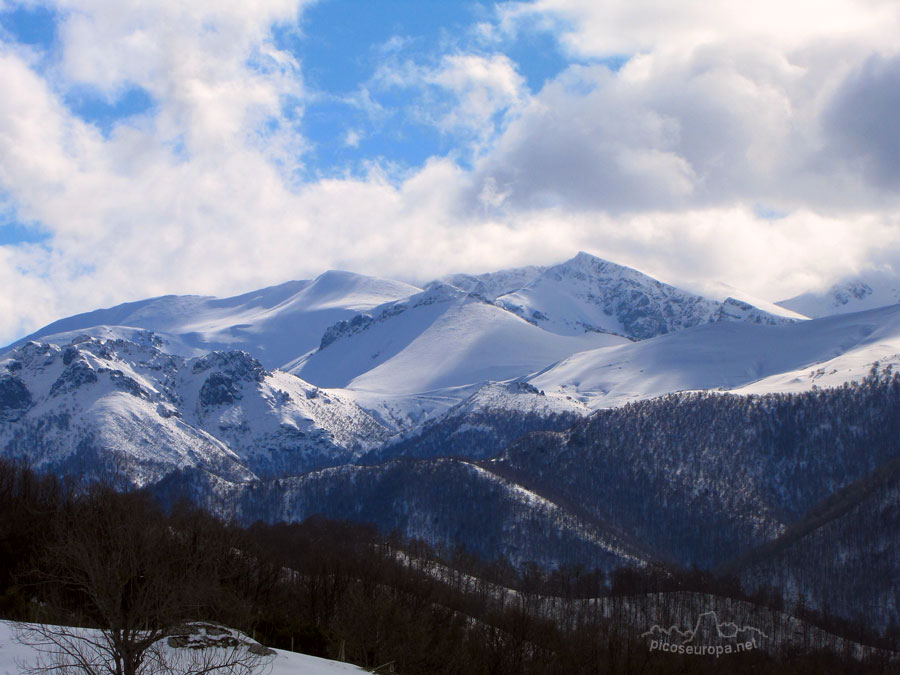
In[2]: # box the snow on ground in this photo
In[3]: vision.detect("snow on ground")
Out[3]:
[267,648,368,675]
[678,281,808,321]
[446,380,590,417]
[342,385,488,432]
[0,621,366,675]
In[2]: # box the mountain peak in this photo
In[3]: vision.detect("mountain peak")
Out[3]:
[565,250,615,270]
[557,252,661,285]
[497,253,792,340]
[5,271,420,370]
[571,250,601,263]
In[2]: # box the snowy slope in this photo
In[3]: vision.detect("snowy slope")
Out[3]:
[291,282,627,394]
[4,271,420,369]
[733,306,900,395]
[496,252,795,338]
[0,621,366,675]
[531,304,900,408]
[0,335,389,485]
[776,269,900,318]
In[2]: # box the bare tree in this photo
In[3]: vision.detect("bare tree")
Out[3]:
[14,487,272,675]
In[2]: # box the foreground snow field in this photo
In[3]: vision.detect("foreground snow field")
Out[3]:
[0,621,366,675]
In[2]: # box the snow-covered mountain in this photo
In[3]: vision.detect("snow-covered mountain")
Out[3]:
[6,253,900,455]
[5,271,420,369]
[0,334,388,486]
[290,281,625,393]
[286,255,803,424]
[530,303,900,408]
[494,252,795,339]
[6,251,900,478]
[776,268,900,318]
[0,250,824,486]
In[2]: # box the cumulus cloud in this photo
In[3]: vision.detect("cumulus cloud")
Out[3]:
[466,64,699,212]
[0,0,312,341]
[424,53,525,135]
[469,6,900,213]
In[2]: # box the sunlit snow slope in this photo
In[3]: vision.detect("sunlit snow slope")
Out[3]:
[5,271,420,369]
[531,304,900,408]
[290,282,627,394]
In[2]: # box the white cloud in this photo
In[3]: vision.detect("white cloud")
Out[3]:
[51,0,307,166]
[0,0,313,342]
[343,128,362,148]
[425,53,525,135]
[369,51,525,152]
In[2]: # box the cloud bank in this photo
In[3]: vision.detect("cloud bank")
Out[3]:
[0,0,899,343]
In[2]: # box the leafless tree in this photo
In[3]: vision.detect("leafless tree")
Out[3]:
[14,487,272,675]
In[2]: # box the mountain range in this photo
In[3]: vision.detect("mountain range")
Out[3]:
[3,251,900,636]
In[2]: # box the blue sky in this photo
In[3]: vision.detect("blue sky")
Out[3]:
[0,0,898,343]
[277,0,583,178]
[0,0,583,201]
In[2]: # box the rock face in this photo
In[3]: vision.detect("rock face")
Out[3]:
[0,336,389,486]
[166,623,275,655]
[0,375,31,414]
